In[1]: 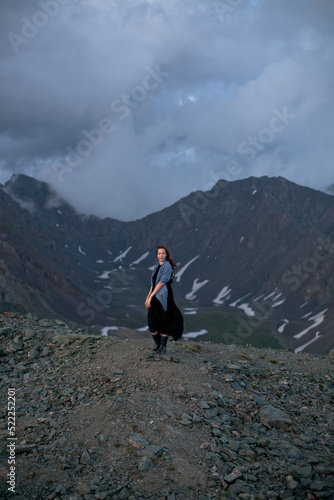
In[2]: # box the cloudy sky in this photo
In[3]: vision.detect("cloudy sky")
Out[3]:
[1,0,334,220]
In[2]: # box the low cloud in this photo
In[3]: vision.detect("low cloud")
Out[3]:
[1,0,334,220]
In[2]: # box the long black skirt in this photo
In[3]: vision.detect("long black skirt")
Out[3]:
[147,285,183,341]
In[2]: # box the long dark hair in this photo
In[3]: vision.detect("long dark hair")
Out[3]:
[156,244,177,274]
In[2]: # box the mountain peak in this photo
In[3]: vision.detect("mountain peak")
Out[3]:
[1,173,334,354]
[3,174,64,213]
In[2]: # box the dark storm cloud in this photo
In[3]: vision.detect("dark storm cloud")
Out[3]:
[0,0,333,220]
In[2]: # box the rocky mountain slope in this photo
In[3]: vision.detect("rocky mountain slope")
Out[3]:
[1,174,334,354]
[0,312,333,499]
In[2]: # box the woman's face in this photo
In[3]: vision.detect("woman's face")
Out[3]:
[157,248,167,263]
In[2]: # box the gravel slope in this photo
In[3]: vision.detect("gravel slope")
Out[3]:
[0,312,333,499]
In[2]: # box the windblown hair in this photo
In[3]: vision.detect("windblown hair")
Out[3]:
[156,244,177,274]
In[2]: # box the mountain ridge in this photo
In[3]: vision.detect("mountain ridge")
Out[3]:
[1,173,334,354]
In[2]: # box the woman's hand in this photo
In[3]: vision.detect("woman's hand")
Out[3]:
[145,296,151,309]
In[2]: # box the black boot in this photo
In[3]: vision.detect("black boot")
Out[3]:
[157,335,168,354]
[152,333,161,351]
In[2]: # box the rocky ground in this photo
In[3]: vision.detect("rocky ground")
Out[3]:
[0,312,333,500]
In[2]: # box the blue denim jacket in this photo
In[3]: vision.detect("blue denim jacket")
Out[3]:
[150,260,172,311]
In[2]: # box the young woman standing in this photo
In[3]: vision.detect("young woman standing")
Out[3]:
[145,244,183,354]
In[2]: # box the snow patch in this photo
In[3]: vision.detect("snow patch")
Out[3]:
[237,303,255,317]
[97,270,111,279]
[183,308,198,315]
[301,312,312,319]
[175,255,200,282]
[229,292,252,307]
[183,329,208,339]
[114,246,132,262]
[300,301,309,308]
[101,326,118,336]
[260,291,286,308]
[131,252,149,265]
[295,332,321,353]
[277,319,289,334]
[293,309,327,339]
[185,279,209,300]
[271,293,286,307]
[213,286,232,305]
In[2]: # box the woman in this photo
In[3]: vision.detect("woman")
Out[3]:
[145,244,183,354]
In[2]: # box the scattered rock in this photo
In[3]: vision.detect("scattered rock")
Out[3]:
[138,456,154,471]
[224,467,244,484]
[80,449,91,464]
[0,327,13,335]
[0,311,333,499]
[128,434,149,449]
[258,404,292,429]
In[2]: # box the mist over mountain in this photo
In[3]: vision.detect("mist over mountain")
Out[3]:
[1,1,334,221]
[1,173,334,355]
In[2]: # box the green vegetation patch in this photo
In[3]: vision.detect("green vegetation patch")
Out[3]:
[181,304,283,350]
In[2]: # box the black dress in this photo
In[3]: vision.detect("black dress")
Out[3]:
[147,265,184,341]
